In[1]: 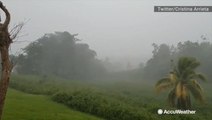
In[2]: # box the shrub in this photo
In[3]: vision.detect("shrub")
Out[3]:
[52,90,151,120]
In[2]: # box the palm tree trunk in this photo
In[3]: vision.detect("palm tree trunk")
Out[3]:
[177,97,182,109]
[186,95,191,109]
[177,96,191,110]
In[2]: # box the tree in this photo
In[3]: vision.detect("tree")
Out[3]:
[143,44,173,80]
[16,32,105,80]
[0,2,12,119]
[0,2,23,119]
[155,57,206,109]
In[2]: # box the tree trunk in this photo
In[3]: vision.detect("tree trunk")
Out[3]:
[0,46,11,120]
[0,2,15,120]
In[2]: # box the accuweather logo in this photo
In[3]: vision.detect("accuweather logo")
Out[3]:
[157,109,196,115]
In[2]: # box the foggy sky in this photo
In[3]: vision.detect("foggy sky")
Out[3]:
[1,0,212,68]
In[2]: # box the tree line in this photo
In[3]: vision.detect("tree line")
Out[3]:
[142,41,212,81]
[13,31,212,82]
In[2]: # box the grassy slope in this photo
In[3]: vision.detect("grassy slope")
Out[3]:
[8,75,212,120]
[2,89,102,120]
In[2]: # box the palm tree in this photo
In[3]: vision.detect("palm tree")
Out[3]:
[155,57,206,109]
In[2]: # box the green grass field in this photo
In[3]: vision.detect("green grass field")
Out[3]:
[2,89,102,120]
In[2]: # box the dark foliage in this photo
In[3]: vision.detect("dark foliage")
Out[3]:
[52,90,152,120]
[142,41,212,81]
[15,32,106,80]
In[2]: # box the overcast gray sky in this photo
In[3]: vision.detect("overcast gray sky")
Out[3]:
[1,0,212,68]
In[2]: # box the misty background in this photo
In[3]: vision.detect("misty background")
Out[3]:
[1,1,212,119]
[1,0,212,70]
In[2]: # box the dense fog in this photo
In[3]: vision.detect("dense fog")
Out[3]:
[2,0,212,70]
[0,0,212,120]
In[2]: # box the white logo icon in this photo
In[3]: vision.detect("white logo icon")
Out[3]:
[157,109,163,115]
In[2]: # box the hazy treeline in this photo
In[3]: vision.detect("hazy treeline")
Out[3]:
[14,32,105,80]
[12,31,212,82]
[142,41,212,81]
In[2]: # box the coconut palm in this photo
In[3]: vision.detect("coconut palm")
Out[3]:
[155,57,206,109]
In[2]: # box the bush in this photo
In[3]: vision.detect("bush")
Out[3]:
[9,75,59,95]
[52,90,151,120]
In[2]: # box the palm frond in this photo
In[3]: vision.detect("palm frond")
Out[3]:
[169,73,178,82]
[191,80,203,91]
[182,68,195,80]
[155,82,173,93]
[197,73,206,81]
[188,73,206,82]
[175,82,182,98]
[177,57,200,75]
[186,80,205,103]
[155,78,172,87]
[189,61,200,69]
[173,68,181,79]
[196,73,206,81]
[178,57,188,74]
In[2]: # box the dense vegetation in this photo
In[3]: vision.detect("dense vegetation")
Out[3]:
[15,32,105,80]
[8,75,212,120]
[14,32,212,83]
[141,41,212,81]
[6,32,212,119]
[52,91,150,120]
